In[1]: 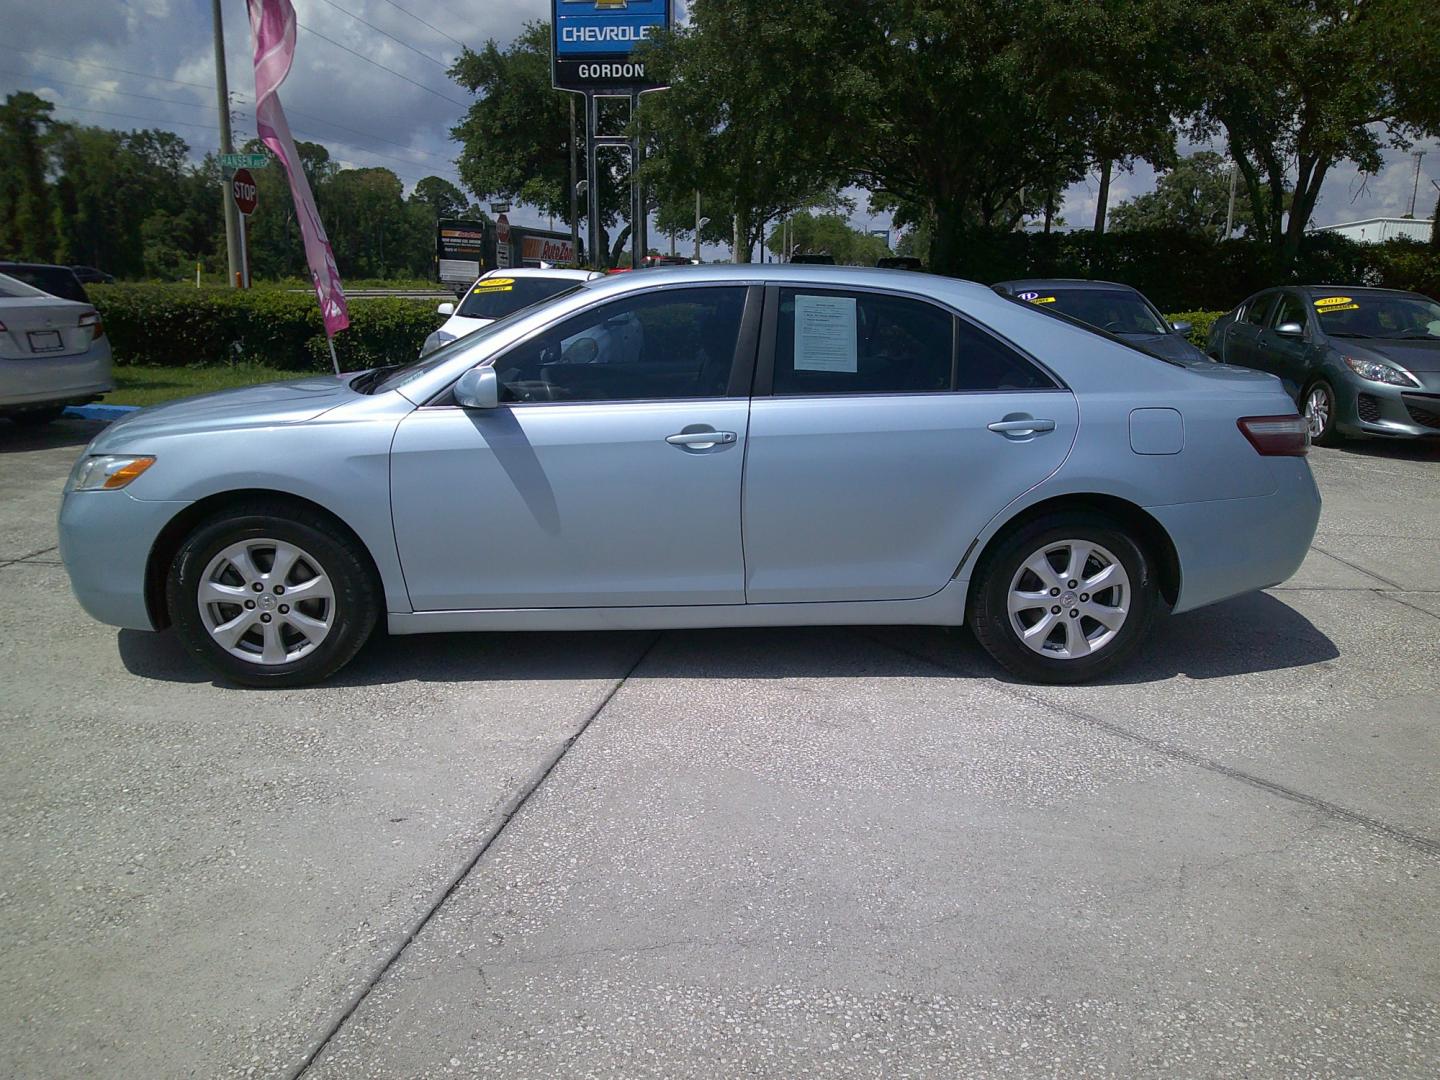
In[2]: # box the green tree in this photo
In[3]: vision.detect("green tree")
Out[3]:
[410,176,471,220]
[1188,0,1440,264]
[0,92,57,261]
[1110,152,1262,237]
[765,212,890,265]
[639,1,853,262]
[449,23,627,264]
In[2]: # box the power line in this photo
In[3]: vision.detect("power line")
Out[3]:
[0,69,221,113]
[235,109,457,178]
[277,103,456,163]
[312,0,452,69]
[0,43,213,91]
[45,102,222,133]
[374,0,471,53]
[295,21,469,107]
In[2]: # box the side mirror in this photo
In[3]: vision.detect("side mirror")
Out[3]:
[1170,320,1192,334]
[436,302,455,317]
[1275,322,1304,337]
[454,366,499,409]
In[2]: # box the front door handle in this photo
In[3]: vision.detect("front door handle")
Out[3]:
[988,418,1056,436]
[665,429,737,447]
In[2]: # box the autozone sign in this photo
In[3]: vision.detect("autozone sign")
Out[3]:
[521,236,576,264]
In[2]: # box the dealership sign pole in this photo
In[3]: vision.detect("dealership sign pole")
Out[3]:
[551,0,671,269]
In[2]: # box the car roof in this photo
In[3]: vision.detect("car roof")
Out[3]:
[1297,285,1426,298]
[993,278,1141,293]
[478,267,598,281]
[570,261,995,299]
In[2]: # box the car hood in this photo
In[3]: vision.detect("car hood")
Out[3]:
[89,374,356,451]
[1122,331,1211,363]
[1342,338,1440,373]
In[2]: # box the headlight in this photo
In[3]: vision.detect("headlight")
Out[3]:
[1344,356,1419,387]
[69,455,156,491]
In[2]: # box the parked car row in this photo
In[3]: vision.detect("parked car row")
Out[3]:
[0,269,112,425]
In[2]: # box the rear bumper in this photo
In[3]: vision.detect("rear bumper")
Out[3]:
[58,489,188,630]
[0,340,113,411]
[1148,457,1321,614]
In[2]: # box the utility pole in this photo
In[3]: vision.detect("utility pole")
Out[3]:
[568,97,580,264]
[211,0,241,288]
[1408,150,1426,218]
[1224,159,1238,240]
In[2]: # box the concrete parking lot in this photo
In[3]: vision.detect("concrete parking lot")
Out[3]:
[1,417,1436,1078]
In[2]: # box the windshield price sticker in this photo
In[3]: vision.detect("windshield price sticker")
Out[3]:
[1315,296,1358,312]
[473,278,516,294]
[1017,291,1055,304]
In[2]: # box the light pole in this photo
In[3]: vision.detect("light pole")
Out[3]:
[1408,151,1426,218]
[211,0,241,287]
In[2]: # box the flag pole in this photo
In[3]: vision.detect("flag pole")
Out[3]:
[327,336,340,375]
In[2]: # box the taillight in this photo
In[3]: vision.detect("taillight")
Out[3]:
[79,311,105,340]
[1237,415,1309,456]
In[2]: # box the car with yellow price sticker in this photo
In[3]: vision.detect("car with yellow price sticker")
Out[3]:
[1207,285,1440,444]
[421,267,602,357]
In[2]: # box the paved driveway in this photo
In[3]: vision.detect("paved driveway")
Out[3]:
[1,418,1436,1078]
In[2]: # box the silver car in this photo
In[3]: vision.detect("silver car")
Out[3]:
[1,271,113,425]
[59,265,1319,687]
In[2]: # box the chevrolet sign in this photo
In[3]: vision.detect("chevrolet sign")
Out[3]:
[552,0,671,91]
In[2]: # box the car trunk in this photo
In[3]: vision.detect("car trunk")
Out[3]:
[0,297,95,360]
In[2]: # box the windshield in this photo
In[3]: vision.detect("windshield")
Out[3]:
[1014,288,1169,335]
[1313,293,1440,339]
[371,283,585,395]
[456,276,582,320]
[1000,291,1184,367]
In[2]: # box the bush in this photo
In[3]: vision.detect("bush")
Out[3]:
[1163,310,1226,351]
[947,229,1440,311]
[89,284,441,370]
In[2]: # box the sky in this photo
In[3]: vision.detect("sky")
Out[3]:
[1,0,1437,259]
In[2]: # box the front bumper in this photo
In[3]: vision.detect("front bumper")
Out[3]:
[58,489,190,630]
[1334,375,1440,439]
[1148,457,1321,614]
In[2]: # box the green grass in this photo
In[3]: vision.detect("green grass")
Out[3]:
[107,364,318,407]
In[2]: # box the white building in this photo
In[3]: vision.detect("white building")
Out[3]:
[1312,217,1434,244]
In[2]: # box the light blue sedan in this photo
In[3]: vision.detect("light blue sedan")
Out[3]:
[58,265,1319,687]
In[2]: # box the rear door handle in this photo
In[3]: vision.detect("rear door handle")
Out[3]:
[666,430,737,446]
[988,418,1056,435]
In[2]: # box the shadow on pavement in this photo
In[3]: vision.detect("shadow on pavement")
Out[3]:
[117,591,1338,688]
[0,417,104,454]
[1325,438,1440,462]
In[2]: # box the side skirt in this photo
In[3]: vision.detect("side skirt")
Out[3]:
[388,579,970,634]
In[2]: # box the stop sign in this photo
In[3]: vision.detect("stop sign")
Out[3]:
[231,168,258,216]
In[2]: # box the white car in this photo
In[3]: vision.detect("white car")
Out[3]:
[421,268,601,357]
[0,271,112,426]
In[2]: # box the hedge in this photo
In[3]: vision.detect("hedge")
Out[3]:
[89,284,440,370]
[1164,310,1225,352]
[948,231,1440,312]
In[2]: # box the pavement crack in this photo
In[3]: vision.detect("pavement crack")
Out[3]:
[852,631,1440,862]
[1308,542,1403,589]
[1375,591,1440,623]
[286,631,663,1080]
[0,545,59,569]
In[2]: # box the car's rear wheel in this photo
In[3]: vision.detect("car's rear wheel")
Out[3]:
[167,505,378,687]
[968,513,1159,684]
[1302,379,1341,446]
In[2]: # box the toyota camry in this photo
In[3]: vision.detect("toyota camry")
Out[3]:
[59,265,1319,687]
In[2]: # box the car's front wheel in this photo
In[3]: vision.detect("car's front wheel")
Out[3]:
[967,513,1159,684]
[1302,379,1341,446]
[167,504,378,687]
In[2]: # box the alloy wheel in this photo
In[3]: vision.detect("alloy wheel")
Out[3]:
[1007,539,1131,660]
[196,538,335,665]
[1304,385,1331,439]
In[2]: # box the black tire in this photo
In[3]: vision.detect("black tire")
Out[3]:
[967,512,1159,684]
[1301,378,1342,447]
[10,407,65,427]
[166,502,379,687]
